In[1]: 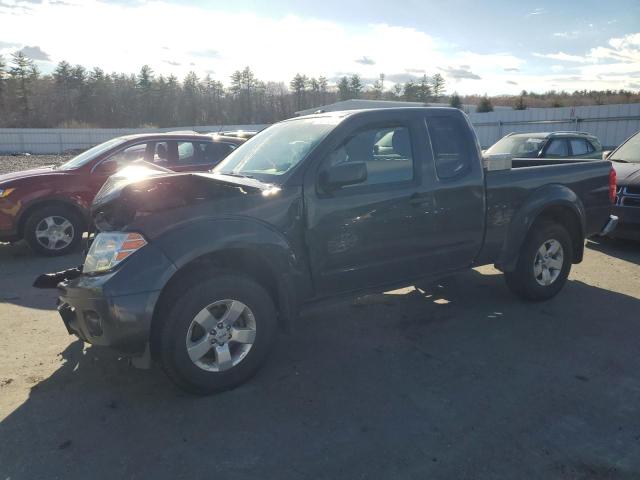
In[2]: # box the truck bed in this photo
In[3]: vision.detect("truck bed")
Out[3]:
[476,159,613,266]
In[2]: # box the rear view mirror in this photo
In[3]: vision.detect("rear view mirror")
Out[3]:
[320,162,367,190]
[602,150,612,160]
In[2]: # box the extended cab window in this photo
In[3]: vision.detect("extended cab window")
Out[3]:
[324,126,414,187]
[428,117,471,179]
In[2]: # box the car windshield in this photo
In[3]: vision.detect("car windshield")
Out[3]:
[610,132,640,164]
[213,117,341,181]
[57,137,126,170]
[486,136,545,155]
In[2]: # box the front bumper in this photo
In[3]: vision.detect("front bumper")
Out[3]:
[54,242,177,355]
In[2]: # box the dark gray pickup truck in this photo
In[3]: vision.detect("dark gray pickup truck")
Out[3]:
[39,108,617,394]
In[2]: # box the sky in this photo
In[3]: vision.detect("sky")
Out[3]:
[0,0,639,95]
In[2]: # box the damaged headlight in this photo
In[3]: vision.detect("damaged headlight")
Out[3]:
[83,232,147,274]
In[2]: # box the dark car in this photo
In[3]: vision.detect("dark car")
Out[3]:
[40,108,616,394]
[0,132,244,255]
[606,131,640,240]
[484,131,603,160]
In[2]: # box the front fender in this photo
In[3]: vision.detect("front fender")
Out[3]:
[152,217,310,325]
[497,184,586,272]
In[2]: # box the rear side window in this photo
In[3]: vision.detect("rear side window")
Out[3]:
[427,116,471,179]
[545,139,569,157]
[570,138,593,156]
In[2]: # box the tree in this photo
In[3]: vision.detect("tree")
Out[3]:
[449,92,462,110]
[514,90,527,110]
[431,73,445,98]
[403,80,419,101]
[0,55,6,112]
[417,74,432,102]
[9,52,35,126]
[289,73,308,111]
[349,74,363,99]
[337,76,351,101]
[476,95,493,113]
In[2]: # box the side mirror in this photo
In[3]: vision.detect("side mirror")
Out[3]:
[94,160,119,176]
[602,150,612,160]
[320,162,367,190]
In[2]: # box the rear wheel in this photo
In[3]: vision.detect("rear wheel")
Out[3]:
[158,273,277,395]
[504,221,573,301]
[23,205,83,256]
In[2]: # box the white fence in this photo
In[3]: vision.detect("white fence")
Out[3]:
[467,103,640,149]
[0,125,268,154]
[1,103,639,154]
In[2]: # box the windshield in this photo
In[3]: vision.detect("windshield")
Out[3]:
[58,137,126,170]
[213,117,340,181]
[486,136,545,156]
[610,132,640,163]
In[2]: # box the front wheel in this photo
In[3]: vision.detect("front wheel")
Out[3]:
[504,221,573,301]
[158,274,278,395]
[23,205,83,256]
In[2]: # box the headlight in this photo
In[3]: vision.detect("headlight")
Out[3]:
[83,232,147,274]
[0,188,15,198]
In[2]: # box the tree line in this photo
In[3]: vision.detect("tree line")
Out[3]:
[0,52,638,128]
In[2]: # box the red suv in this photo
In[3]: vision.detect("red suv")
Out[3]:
[0,132,244,255]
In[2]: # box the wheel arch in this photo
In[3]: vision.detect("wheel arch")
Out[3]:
[496,184,586,272]
[17,197,89,238]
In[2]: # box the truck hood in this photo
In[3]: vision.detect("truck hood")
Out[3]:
[612,162,640,186]
[0,166,60,185]
[91,165,279,231]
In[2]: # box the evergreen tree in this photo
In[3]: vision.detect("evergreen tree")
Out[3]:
[403,80,419,101]
[417,74,432,102]
[337,76,351,101]
[476,95,493,113]
[431,73,445,98]
[514,90,527,110]
[449,92,462,110]
[290,73,308,111]
[9,52,35,126]
[349,74,363,99]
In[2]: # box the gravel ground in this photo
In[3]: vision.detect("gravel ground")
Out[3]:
[0,154,74,175]
[1,238,639,479]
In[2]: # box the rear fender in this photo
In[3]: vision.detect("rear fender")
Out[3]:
[496,184,586,272]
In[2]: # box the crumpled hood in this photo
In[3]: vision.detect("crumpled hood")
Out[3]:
[0,166,59,185]
[91,165,277,231]
[612,162,640,186]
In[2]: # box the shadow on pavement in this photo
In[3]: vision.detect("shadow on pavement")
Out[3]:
[586,237,640,266]
[1,269,639,479]
[0,241,81,310]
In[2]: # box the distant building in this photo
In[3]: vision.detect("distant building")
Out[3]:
[294,99,511,116]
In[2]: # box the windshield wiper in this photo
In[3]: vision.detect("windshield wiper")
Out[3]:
[217,171,255,179]
[610,159,629,163]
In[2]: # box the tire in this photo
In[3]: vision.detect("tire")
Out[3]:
[504,221,573,301]
[158,273,278,395]
[23,205,83,256]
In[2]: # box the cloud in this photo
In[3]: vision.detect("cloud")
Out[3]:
[190,49,220,58]
[164,60,181,66]
[405,68,425,73]
[18,45,50,61]
[627,82,640,89]
[506,80,518,85]
[504,67,519,72]
[439,65,481,80]
[528,8,545,16]
[553,31,580,39]
[551,65,565,72]
[533,51,591,63]
[355,56,375,65]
